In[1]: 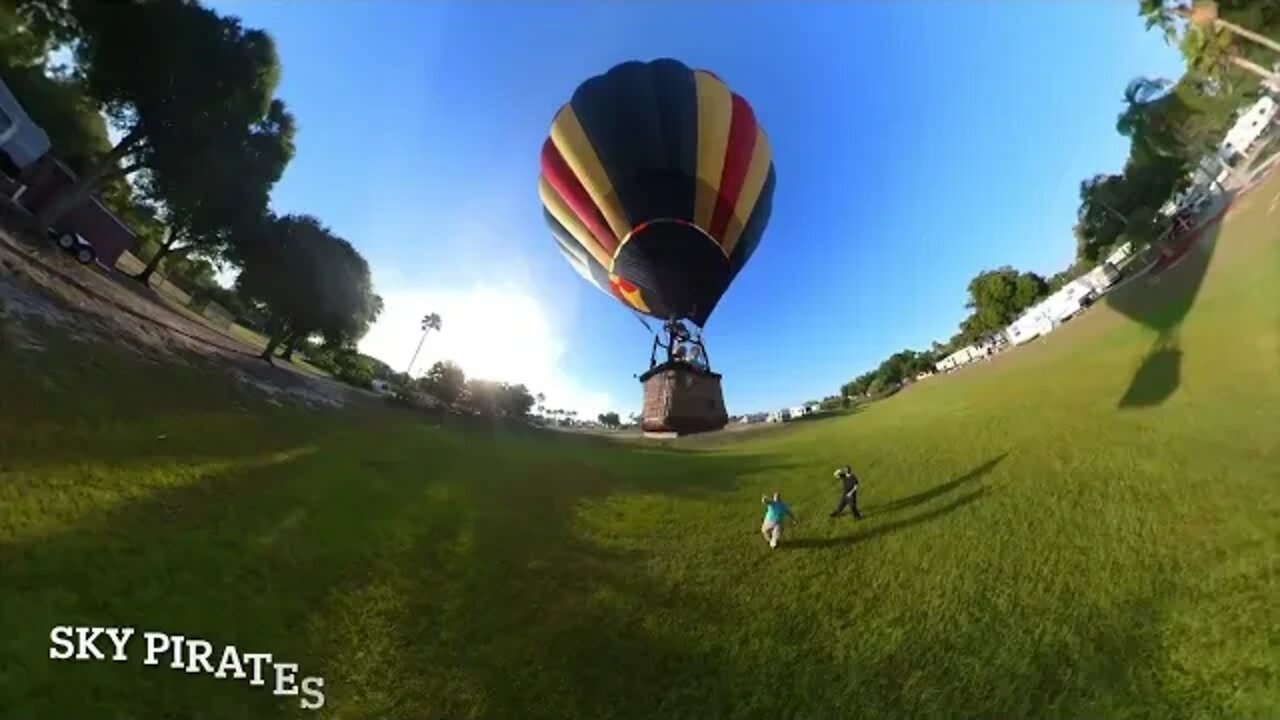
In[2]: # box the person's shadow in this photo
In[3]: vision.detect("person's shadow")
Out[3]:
[787,453,1006,550]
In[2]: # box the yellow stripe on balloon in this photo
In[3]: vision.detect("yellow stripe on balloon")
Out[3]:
[610,274,651,313]
[539,176,613,270]
[549,106,633,243]
[693,71,732,234]
[721,126,772,257]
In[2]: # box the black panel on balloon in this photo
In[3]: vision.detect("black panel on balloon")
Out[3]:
[612,221,730,327]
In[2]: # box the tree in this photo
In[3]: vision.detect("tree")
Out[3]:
[132,98,295,285]
[407,313,442,376]
[497,383,535,419]
[0,1,77,71]
[303,345,376,389]
[1075,173,1132,262]
[236,215,382,362]
[1117,76,1239,166]
[35,1,291,230]
[460,376,499,415]
[961,267,1050,338]
[866,375,887,398]
[598,411,621,428]
[420,360,466,404]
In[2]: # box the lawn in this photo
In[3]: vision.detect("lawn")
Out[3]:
[1,177,1278,719]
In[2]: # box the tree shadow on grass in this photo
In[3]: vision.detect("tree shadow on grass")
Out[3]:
[1107,206,1223,409]
[0,418,795,718]
[0,425,1231,719]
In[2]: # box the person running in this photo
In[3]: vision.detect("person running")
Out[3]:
[760,491,797,549]
[830,465,863,519]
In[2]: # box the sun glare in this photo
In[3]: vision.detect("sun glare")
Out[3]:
[359,285,612,416]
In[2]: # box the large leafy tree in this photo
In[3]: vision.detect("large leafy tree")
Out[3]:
[132,98,295,285]
[1117,76,1240,165]
[34,0,290,230]
[1074,173,1131,262]
[1074,135,1193,263]
[962,267,1049,338]
[419,360,466,404]
[236,215,382,362]
[0,1,70,69]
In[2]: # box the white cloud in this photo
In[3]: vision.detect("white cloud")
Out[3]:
[359,281,613,418]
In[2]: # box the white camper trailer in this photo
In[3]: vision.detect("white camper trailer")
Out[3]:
[0,78,52,174]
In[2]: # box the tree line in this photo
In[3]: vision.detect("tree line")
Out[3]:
[835,1,1277,402]
[405,358,627,428]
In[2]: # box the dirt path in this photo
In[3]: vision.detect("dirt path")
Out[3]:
[0,221,376,411]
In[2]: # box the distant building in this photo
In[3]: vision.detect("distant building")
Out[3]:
[1220,96,1277,164]
[1105,242,1134,266]
[1004,265,1122,347]
[935,338,999,372]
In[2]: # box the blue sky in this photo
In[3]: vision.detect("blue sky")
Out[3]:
[211,1,1184,416]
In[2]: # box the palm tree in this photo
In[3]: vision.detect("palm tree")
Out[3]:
[406,313,442,375]
[1173,3,1280,85]
[1117,77,1174,141]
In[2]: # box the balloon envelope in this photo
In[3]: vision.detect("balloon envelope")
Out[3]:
[540,58,775,327]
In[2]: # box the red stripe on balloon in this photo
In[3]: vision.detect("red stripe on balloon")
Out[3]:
[540,139,619,254]
[709,94,757,241]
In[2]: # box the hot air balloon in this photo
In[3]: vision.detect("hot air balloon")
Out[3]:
[539,58,776,435]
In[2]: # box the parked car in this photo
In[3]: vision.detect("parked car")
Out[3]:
[48,228,96,265]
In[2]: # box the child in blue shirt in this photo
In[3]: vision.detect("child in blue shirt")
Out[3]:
[760,492,798,549]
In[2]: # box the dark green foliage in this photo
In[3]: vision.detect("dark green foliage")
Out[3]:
[301,345,377,390]
[35,0,294,230]
[236,215,382,360]
[462,378,535,419]
[819,396,845,411]
[419,360,466,405]
[963,268,1050,338]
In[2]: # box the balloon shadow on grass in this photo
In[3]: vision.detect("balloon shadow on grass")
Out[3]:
[1106,199,1224,409]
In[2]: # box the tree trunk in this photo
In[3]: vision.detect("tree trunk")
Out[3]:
[34,128,145,230]
[134,226,182,286]
[280,331,302,362]
[260,329,288,363]
[1212,16,1280,56]
[406,329,429,375]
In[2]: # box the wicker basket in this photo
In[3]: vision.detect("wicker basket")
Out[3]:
[638,361,728,435]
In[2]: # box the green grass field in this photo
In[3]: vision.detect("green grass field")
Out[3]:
[2,176,1278,719]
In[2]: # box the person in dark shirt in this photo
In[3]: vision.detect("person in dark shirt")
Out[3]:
[830,465,863,519]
